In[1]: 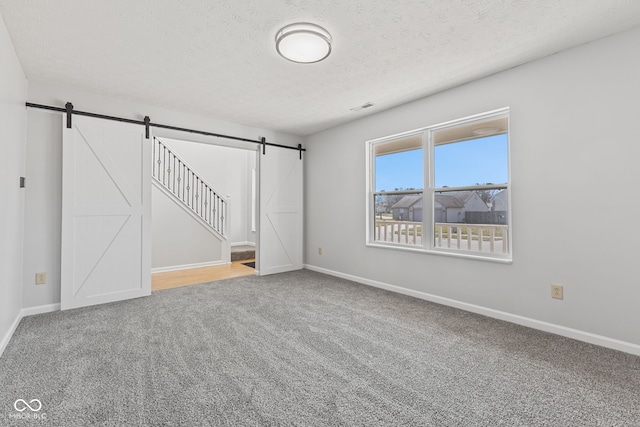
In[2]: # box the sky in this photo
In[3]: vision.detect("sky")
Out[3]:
[375,134,508,191]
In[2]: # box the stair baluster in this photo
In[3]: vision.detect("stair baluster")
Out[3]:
[152,137,227,238]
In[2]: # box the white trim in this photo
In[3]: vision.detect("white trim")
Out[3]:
[365,242,513,264]
[366,107,511,146]
[21,303,61,317]
[303,264,640,356]
[152,180,231,264]
[0,312,22,358]
[230,242,256,247]
[151,260,228,273]
[251,168,257,233]
[152,180,228,242]
[1,304,61,358]
[365,107,512,263]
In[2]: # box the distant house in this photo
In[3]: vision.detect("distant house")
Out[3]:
[492,190,507,211]
[390,195,422,221]
[434,191,489,223]
[473,189,508,225]
[391,192,490,223]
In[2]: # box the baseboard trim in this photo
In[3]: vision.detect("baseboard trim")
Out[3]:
[21,303,61,317]
[1,303,61,358]
[0,311,22,358]
[152,260,228,273]
[304,264,640,356]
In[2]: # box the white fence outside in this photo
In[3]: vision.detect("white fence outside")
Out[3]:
[374,221,508,254]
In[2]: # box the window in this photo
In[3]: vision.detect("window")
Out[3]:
[372,132,424,247]
[367,108,511,260]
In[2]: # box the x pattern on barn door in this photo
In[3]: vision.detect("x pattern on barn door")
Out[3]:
[258,146,303,276]
[61,116,151,310]
[61,113,304,309]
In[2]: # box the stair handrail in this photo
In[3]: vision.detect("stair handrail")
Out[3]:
[152,137,228,238]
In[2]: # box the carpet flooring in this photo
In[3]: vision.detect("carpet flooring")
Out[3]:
[1,270,638,426]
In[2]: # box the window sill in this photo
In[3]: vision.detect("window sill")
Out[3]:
[365,242,513,264]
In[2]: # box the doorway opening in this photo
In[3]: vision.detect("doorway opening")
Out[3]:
[150,136,257,291]
[57,107,302,310]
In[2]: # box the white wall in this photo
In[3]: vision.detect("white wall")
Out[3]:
[304,27,640,350]
[152,185,224,270]
[22,111,62,308]
[0,12,27,354]
[23,82,301,309]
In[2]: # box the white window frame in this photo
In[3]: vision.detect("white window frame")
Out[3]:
[366,107,512,263]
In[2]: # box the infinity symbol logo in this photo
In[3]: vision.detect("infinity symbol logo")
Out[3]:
[14,399,42,412]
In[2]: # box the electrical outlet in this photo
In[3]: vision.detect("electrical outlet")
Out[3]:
[551,284,563,300]
[35,272,47,285]
[318,247,323,255]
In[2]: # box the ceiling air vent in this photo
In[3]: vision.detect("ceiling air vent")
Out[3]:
[350,102,374,112]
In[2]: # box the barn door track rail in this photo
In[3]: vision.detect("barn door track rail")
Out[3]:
[26,102,306,159]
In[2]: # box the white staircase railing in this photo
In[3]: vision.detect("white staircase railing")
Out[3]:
[152,137,227,238]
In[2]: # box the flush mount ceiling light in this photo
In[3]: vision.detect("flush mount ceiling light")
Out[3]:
[275,23,332,64]
[472,127,500,136]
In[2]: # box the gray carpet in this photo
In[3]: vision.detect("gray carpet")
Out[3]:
[1,270,638,426]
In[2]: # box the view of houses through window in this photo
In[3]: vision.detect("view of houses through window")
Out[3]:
[369,109,510,259]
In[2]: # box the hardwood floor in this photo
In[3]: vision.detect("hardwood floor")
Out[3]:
[152,260,255,291]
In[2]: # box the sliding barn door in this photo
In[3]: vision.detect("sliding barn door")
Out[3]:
[258,146,303,275]
[61,115,151,310]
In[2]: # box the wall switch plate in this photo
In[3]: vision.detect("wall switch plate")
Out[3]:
[318,247,323,255]
[551,284,563,300]
[35,272,47,285]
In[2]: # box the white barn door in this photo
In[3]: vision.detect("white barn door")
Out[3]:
[258,146,303,275]
[61,115,151,310]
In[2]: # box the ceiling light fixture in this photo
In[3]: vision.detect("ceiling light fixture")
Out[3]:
[275,23,332,64]
[472,127,500,136]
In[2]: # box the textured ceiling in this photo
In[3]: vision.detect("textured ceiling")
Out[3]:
[1,1,640,136]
